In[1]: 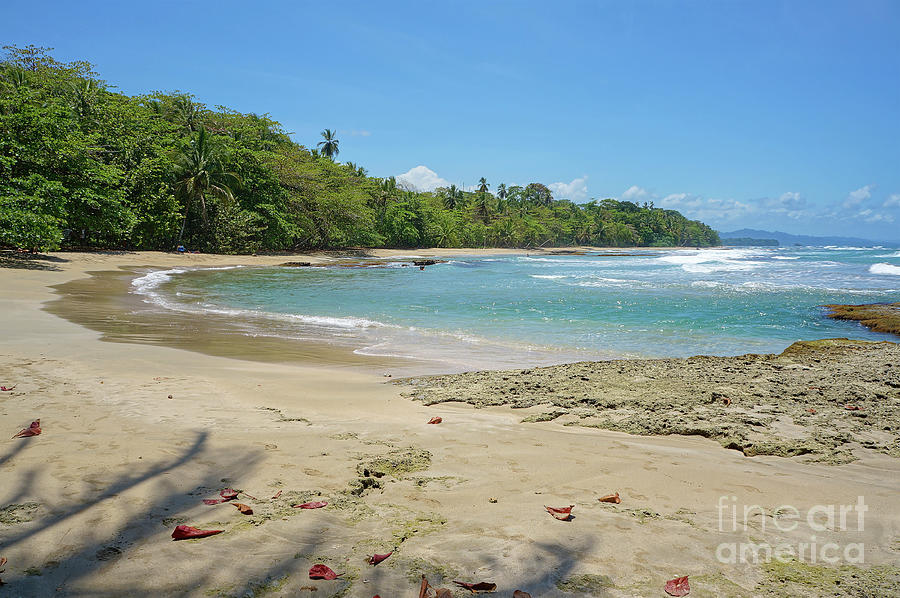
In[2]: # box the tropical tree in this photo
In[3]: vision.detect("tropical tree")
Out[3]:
[478,177,489,193]
[443,184,464,210]
[170,94,202,132]
[172,127,240,244]
[497,183,507,200]
[475,190,493,223]
[317,128,339,159]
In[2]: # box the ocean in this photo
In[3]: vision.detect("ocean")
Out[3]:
[131,247,900,371]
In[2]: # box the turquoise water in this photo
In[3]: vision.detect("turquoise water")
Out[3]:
[132,247,900,370]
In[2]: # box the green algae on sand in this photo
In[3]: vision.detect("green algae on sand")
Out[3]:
[824,302,900,336]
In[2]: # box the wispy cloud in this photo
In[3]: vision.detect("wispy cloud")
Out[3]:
[843,184,873,208]
[340,129,371,137]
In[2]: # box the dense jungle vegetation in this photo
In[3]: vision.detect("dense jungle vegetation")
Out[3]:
[0,46,720,253]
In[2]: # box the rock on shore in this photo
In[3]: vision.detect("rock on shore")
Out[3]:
[398,339,900,464]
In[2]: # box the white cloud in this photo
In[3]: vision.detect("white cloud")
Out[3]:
[768,191,807,210]
[844,184,873,208]
[341,129,371,137]
[620,185,650,202]
[883,193,900,208]
[396,165,450,192]
[548,176,589,201]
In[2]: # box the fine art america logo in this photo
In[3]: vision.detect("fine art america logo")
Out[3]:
[716,495,867,564]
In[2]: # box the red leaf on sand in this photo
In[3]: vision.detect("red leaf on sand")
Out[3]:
[0,385,16,391]
[294,501,328,509]
[665,575,690,597]
[309,564,340,580]
[513,592,532,598]
[171,525,223,540]
[844,404,862,411]
[233,503,253,515]
[12,420,41,439]
[722,397,732,406]
[419,576,429,598]
[598,492,621,504]
[453,581,498,593]
[0,556,6,570]
[203,489,239,505]
[427,416,442,424]
[807,408,817,414]
[367,551,392,566]
[545,505,574,520]
[271,490,282,499]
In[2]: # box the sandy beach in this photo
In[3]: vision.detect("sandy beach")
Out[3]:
[1,250,899,597]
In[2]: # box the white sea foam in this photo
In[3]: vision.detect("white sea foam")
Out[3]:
[870,263,900,276]
[875,251,900,258]
[530,274,568,279]
[131,268,187,294]
[131,266,390,330]
[656,249,767,273]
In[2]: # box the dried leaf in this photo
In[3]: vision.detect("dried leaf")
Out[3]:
[418,575,429,598]
[309,564,340,580]
[0,556,6,570]
[171,525,223,540]
[202,489,239,505]
[0,385,16,391]
[598,492,621,504]
[453,580,497,593]
[271,490,282,499]
[435,589,453,598]
[367,551,392,566]
[294,501,328,509]
[844,404,862,411]
[721,397,731,406]
[545,505,574,520]
[807,408,817,414]
[665,575,690,597]
[427,416,442,424]
[12,419,41,439]
[233,503,253,515]
[513,592,532,598]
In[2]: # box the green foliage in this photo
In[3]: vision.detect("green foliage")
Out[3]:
[0,46,721,253]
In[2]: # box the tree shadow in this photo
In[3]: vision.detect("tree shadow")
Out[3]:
[2,431,608,597]
[0,251,69,271]
[0,431,326,597]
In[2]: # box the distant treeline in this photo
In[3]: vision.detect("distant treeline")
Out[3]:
[0,46,721,253]
[721,237,779,246]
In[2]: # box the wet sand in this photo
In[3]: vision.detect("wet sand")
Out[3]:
[1,250,898,597]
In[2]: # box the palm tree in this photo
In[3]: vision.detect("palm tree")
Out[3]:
[475,191,494,223]
[170,94,201,132]
[444,184,464,210]
[67,78,102,120]
[317,129,339,159]
[497,183,507,200]
[478,177,489,193]
[173,127,240,244]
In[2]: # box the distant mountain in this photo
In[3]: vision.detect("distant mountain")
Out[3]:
[718,229,899,247]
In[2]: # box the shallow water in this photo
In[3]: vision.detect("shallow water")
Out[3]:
[128,247,900,371]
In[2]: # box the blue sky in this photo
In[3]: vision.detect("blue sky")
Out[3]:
[5,1,900,239]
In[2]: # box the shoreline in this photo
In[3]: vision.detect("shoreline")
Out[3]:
[1,250,899,596]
